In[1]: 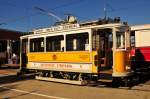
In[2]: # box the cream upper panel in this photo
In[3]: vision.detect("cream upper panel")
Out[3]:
[135,30,150,47]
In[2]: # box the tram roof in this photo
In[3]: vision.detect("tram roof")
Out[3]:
[131,24,150,31]
[21,22,125,39]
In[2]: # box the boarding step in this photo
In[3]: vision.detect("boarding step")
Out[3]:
[98,79,112,82]
[35,76,88,85]
[98,72,113,83]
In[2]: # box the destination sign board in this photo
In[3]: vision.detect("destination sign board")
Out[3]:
[34,24,80,34]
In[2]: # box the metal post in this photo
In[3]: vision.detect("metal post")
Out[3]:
[44,36,46,52]
[112,27,116,73]
[64,34,66,52]
[89,29,92,52]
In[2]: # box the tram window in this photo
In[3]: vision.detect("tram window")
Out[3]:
[130,31,135,47]
[116,32,125,49]
[0,40,7,52]
[22,39,28,53]
[46,35,64,52]
[30,38,44,52]
[66,33,89,51]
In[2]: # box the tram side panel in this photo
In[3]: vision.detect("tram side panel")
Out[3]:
[26,51,99,74]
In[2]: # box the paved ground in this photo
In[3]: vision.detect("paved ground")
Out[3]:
[0,69,150,99]
[0,67,18,77]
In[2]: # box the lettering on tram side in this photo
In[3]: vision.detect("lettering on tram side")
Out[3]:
[35,63,73,69]
[40,63,55,67]
[28,62,92,71]
[57,64,72,68]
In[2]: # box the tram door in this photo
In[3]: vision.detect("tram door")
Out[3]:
[99,29,113,69]
[93,29,113,71]
[21,38,28,69]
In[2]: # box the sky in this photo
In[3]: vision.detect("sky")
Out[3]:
[0,0,150,32]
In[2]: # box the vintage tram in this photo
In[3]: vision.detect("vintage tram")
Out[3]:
[19,17,133,86]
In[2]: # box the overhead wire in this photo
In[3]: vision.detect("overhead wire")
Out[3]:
[107,2,149,13]
[0,0,87,26]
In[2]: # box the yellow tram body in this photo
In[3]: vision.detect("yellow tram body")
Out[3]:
[113,50,131,77]
[115,50,127,73]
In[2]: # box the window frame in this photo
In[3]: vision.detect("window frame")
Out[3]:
[66,32,90,52]
[29,37,45,52]
[46,35,64,52]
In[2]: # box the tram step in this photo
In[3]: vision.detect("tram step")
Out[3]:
[98,79,112,82]
[99,73,112,80]
[35,76,88,85]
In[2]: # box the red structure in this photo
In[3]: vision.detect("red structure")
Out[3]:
[131,24,150,74]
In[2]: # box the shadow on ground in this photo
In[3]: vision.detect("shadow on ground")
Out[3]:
[0,74,35,85]
[92,73,150,92]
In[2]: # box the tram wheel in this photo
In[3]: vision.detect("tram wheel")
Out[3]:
[124,78,130,87]
[112,77,121,87]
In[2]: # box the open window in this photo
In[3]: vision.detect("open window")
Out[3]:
[21,39,28,53]
[46,35,64,52]
[130,31,135,47]
[21,38,28,68]
[115,27,130,50]
[66,33,89,51]
[116,32,125,49]
[30,37,44,52]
